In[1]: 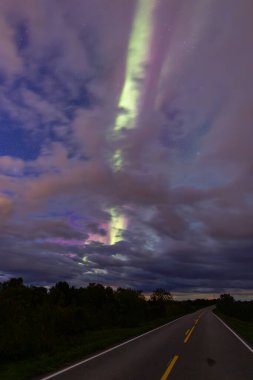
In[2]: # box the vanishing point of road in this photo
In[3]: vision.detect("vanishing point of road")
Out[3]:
[41,307,253,380]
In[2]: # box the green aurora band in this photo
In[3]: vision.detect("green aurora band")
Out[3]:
[109,0,155,245]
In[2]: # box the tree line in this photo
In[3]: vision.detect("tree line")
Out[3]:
[0,278,214,361]
[216,294,253,321]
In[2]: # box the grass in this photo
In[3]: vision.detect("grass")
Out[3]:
[214,310,253,346]
[0,315,183,380]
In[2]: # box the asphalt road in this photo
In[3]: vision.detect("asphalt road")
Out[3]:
[41,308,253,380]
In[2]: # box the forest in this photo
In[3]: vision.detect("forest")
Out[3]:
[215,293,253,348]
[0,278,213,362]
[216,293,253,321]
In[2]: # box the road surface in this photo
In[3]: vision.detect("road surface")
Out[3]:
[41,308,253,380]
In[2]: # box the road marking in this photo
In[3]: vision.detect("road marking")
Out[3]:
[183,311,203,343]
[40,315,186,380]
[184,325,195,343]
[160,355,179,380]
[213,313,253,354]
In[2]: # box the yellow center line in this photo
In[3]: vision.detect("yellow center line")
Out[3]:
[185,328,190,336]
[160,355,179,380]
[184,325,195,343]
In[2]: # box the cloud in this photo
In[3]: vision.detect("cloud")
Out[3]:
[0,195,13,221]
[0,0,252,295]
[0,13,22,77]
[0,156,25,175]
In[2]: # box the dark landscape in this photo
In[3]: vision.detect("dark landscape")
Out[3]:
[0,278,252,379]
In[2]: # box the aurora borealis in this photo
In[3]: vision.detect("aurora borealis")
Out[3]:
[114,0,155,134]
[0,0,252,298]
[109,0,155,244]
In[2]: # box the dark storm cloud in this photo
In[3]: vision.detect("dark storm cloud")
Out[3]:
[0,242,84,285]
[0,219,86,241]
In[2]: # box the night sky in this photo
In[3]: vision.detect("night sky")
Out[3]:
[0,0,252,298]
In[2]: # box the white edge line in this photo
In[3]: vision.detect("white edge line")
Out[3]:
[213,312,253,354]
[40,314,186,379]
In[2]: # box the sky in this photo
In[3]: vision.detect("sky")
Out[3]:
[0,0,252,298]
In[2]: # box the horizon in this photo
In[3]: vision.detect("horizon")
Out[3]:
[2,277,252,302]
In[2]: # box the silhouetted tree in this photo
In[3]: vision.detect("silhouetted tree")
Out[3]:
[217,293,235,315]
[150,288,173,302]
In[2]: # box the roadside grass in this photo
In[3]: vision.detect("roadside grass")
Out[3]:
[214,310,253,346]
[0,314,184,380]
